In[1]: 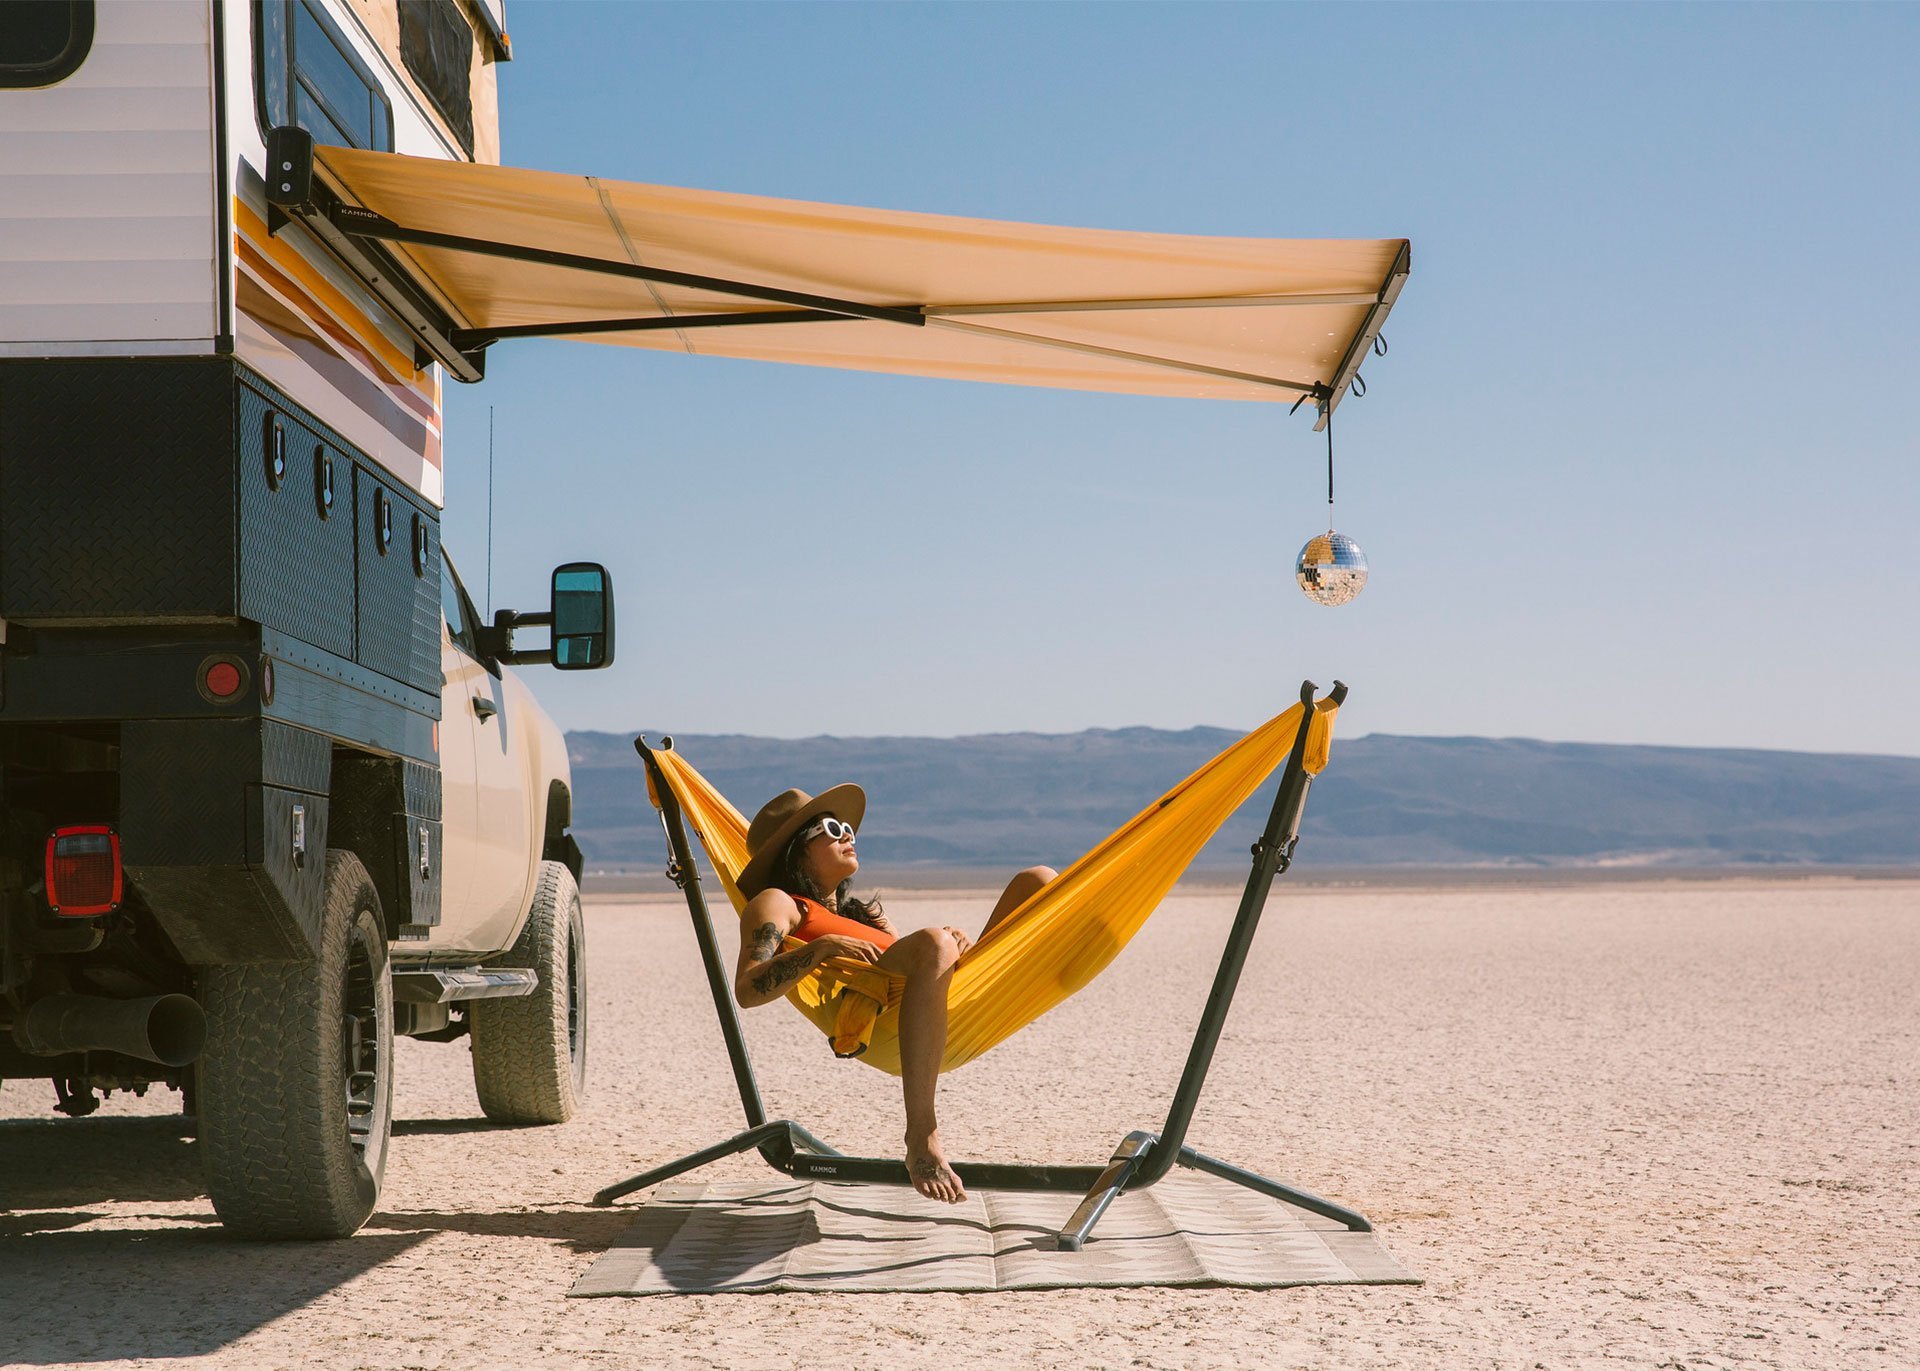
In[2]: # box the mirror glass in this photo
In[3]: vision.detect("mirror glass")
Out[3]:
[551,562,614,670]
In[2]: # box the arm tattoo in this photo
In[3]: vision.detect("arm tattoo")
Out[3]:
[748,922,784,962]
[750,946,816,997]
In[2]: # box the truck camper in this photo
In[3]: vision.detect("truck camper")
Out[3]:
[0,0,613,1238]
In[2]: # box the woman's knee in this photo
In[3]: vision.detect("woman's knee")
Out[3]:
[1007,866,1057,901]
[893,925,960,974]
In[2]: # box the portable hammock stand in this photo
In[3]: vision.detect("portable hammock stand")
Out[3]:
[592,679,1367,1250]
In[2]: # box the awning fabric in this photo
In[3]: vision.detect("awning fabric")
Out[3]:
[307,144,1408,408]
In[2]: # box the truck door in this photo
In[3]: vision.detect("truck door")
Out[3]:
[437,560,535,946]
[438,570,480,922]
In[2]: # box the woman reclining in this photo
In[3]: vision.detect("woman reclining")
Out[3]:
[730,784,1054,1204]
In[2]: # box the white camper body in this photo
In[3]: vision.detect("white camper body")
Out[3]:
[0,1,220,356]
[0,0,506,503]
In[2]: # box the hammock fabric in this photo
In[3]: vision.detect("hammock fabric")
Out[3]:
[645,696,1339,1076]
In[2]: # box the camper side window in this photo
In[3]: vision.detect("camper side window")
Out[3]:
[0,0,94,88]
[400,0,475,158]
[256,0,394,152]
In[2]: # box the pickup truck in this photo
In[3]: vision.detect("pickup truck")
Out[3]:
[0,0,612,1237]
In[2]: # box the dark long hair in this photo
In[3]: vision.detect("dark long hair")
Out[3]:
[778,831,884,927]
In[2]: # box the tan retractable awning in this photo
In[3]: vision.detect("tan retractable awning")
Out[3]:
[294,143,1407,412]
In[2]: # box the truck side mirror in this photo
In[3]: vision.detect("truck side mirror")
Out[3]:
[551,562,614,670]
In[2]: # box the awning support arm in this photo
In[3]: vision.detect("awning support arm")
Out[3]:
[925,315,1328,401]
[448,310,848,351]
[450,302,1329,398]
[325,203,929,329]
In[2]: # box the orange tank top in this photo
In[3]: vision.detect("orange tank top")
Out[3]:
[788,893,894,952]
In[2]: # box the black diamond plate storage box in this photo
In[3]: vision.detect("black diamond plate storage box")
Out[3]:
[0,359,240,622]
[120,717,332,963]
[237,380,357,660]
[397,757,444,936]
[0,359,442,699]
[355,464,442,694]
[329,752,444,939]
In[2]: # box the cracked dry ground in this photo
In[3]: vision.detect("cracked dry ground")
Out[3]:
[2,877,1915,1369]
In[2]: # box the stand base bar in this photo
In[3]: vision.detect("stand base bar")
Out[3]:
[592,1119,1113,1205]
[1177,1144,1372,1232]
[778,1150,1109,1191]
[592,1120,799,1206]
[593,1122,1372,1256]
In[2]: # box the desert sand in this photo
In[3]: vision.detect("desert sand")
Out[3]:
[2,876,1915,1369]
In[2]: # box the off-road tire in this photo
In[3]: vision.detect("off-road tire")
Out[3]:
[469,860,586,1124]
[197,852,393,1239]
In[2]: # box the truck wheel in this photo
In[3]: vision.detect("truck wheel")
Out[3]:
[469,860,586,1124]
[197,852,393,1239]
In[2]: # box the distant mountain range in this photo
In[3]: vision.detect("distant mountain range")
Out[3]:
[563,726,1920,875]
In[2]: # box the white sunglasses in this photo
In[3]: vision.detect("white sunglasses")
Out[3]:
[797,816,856,844]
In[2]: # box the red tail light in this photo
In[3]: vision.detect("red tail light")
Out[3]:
[197,654,249,703]
[204,662,242,698]
[45,826,123,916]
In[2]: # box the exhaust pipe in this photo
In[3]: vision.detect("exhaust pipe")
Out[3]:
[13,993,206,1067]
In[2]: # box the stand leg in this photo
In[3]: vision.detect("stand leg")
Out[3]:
[1177,1145,1372,1232]
[1055,1131,1156,1251]
[593,1120,799,1207]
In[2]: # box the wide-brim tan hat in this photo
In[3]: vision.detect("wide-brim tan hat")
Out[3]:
[737,782,866,899]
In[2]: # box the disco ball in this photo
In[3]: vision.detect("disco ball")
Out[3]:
[1295,530,1368,606]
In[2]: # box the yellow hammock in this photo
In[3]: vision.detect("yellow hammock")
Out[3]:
[642,694,1338,1076]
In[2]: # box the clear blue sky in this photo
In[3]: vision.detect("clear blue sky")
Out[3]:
[442,1,1919,756]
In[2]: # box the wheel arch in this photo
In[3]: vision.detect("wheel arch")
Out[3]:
[542,779,582,887]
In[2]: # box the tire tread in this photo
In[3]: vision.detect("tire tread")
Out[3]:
[470,860,584,1125]
[198,852,390,1239]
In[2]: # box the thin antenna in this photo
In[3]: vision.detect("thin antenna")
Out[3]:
[486,405,495,617]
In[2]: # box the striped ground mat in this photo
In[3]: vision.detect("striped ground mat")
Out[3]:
[572,1172,1418,1296]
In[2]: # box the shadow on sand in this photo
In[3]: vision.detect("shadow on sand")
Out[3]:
[0,1223,433,1364]
[366,1204,633,1250]
[0,1113,622,1364]
[0,1114,204,1208]
[390,1116,518,1137]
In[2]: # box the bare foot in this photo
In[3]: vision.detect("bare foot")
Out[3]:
[906,1130,966,1204]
